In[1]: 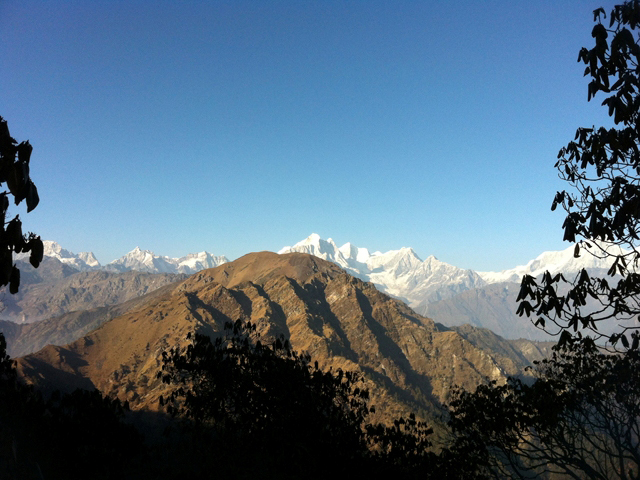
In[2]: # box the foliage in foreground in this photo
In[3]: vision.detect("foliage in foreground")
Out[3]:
[446,338,640,479]
[3,325,637,479]
[0,116,43,294]
[501,5,640,475]
[0,334,141,480]
[158,320,435,478]
[517,0,640,349]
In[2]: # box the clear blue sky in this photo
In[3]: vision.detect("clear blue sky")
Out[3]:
[0,0,618,270]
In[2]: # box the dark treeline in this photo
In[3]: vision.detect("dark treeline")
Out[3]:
[1,322,437,480]
[2,323,638,480]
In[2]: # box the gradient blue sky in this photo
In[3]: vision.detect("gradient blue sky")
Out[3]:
[1,1,618,270]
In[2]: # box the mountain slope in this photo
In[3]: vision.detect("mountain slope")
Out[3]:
[418,282,539,340]
[0,261,186,323]
[0,281,181,357]
[16,252,523,425]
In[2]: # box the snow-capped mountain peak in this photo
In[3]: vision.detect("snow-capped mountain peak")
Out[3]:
[77,251,100,268]
[106,247,228,274]
[338,242,371,264]
[478,242,623,284]
[280,234,359,273]
[24,241,228,275]
[279,233,340,257]
[106,247,174,273]
[34,241,101,271]
[175,251,229,274]
[279,234,485,306]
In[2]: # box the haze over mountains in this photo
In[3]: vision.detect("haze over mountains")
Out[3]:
[8,234,619,340]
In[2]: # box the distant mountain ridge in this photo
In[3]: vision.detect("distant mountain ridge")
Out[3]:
[19,241,229,275]
[25,235,622,340]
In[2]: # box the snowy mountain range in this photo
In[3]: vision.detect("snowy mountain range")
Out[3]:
[40,240,101,271]
[30,235,621,299]
[104,247,228,274]
[279,233,619,305]
[22,234,624,339]
[278,233,487,305]
[477,243,621,284]
[18,241,228,275]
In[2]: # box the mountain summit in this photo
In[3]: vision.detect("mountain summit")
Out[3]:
[106,246,229,274]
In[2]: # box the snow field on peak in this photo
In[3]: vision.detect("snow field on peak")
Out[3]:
[478,242,625,284]
[36,241,101,271]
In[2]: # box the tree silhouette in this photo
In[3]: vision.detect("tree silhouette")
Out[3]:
[445,337,640,479]
[490,4,640,476]
[158,320,434,478]
[0,332,141,480]
[516,1,640,348]
[0,116,43,294]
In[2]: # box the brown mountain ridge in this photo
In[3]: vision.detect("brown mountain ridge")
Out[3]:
[16,252,530,424]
